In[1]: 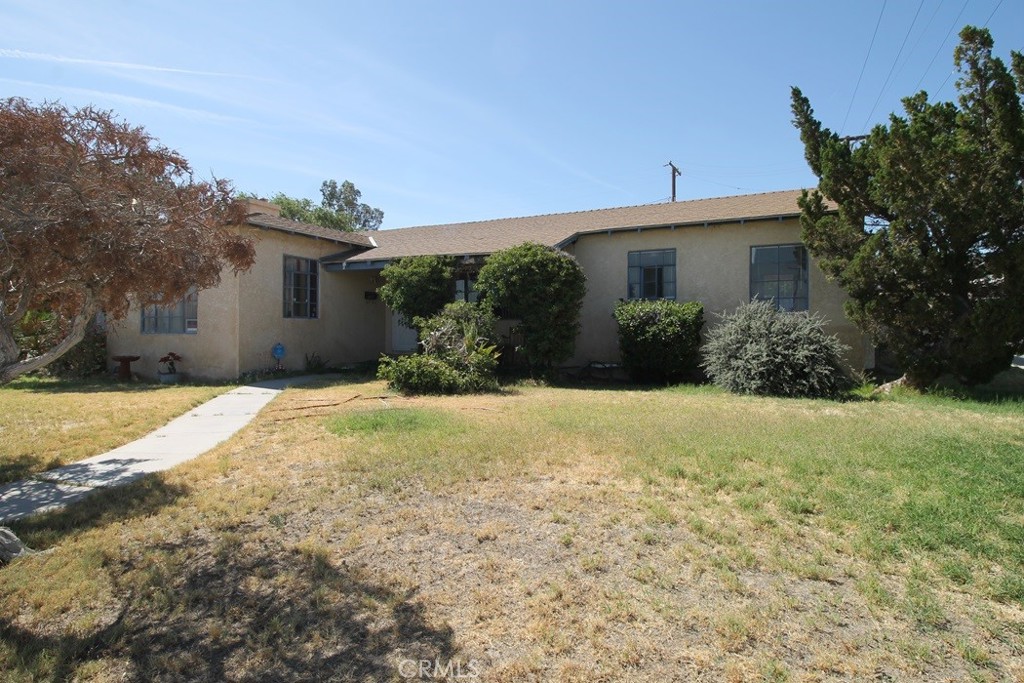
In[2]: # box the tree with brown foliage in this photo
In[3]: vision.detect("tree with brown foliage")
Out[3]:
[0,98,255,383]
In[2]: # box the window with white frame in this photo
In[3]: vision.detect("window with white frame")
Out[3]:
[141,288,198,334]
[750,244,809,311]
[627,249,676,300]
[283,255,319,318]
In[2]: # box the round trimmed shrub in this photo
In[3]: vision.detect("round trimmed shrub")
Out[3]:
[613,299,704,384]
[702,299,854,398]
[475,242,586,376]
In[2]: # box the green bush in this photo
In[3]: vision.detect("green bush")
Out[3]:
[378,255,455,328]
[702,299,854,399]
[475,242,586,376]
[378,302,500,394]
[613,299,704,384]
[378,348,499,395]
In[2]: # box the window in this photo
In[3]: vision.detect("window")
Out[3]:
[283,255,319,318]
[627,249,676,300]
[141,288,198,334]
[750,244,809,311]
[454,273,479,303]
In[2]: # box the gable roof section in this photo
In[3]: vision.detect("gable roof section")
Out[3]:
[245,212,376,249]
[339,189,814,265]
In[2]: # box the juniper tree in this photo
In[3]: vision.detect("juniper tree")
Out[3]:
[791,26,1024,388]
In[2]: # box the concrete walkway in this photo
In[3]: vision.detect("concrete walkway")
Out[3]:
[0,376,328,523]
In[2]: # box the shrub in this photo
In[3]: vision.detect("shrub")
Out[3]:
[378,255,455,328]
[416,301,497,351]
[702,299,854,399]
[378,348,498,395]
[378,302,500,394]
[475,242,586,376]
[613,299,704,384]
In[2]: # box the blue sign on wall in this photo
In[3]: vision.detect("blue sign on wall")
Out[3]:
[272,343,286,360]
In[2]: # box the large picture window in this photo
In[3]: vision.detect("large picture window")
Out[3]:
[750,244,809,311]
[283,256,319,319]
[141,288,198,334]
[627,249,676,300]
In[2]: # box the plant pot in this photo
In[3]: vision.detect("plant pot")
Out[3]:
[159,372,179,385]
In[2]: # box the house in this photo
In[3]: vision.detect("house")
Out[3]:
[106,190,872,379]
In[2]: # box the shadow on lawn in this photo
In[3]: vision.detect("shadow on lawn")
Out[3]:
[1,539,457,681]
[7,369,382,395]
[0,454,63,488]
[3,377,180,394]
[9,474,188,549]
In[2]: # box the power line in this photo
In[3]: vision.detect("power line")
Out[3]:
[933,0,1006,99]
[903,0,948,73]
[862,0,926,131]
[983,0,1005,26]
[914,0,970,94]
[841,0,888,135]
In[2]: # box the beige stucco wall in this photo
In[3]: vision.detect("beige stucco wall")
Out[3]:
[106,267,242,380]
[108,228,387,380]
[235,231,385,374]
[569,218,871,370]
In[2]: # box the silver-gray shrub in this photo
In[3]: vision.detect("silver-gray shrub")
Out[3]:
[702,299,854,399]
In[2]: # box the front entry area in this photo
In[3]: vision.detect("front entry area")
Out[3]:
[390,311,419,353]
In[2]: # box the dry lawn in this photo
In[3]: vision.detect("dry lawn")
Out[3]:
[0,377,233,485]
[1,378,1023,682]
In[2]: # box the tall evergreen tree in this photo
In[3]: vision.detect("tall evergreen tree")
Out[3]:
[791,26,1024,388]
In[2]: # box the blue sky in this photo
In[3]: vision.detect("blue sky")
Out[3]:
[2,0,1021,229]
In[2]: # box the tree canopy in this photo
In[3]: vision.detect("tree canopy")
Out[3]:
[476,242,586,376]
[0,98,255,383]
[378,255,455,328]
[791,26,1024,388]
[268,179,384,231]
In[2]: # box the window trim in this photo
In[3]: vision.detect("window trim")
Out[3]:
[283,255,319,319]
[749,243,809,312]
[141,288,198,335]
[627,248,677,301]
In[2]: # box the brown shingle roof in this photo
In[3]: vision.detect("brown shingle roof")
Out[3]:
[342,189,814,264]
[245,213,376,248]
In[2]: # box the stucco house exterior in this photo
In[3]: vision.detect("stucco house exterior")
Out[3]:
[107,190,871,379]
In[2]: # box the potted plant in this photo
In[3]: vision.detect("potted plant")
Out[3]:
[158,352,182,384]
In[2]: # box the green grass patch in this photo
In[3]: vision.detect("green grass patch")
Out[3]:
[327,407,450,434]
[531,385,1024,596]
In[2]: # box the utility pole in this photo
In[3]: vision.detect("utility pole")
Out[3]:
[665,161,681,202]
[840,134,868,149]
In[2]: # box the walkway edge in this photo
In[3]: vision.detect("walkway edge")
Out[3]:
[0,375,333,523]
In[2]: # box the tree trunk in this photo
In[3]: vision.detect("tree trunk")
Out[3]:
[0,297,98,385]
[873,370,939,395]
[0,528,33,564]
[872,375,908,395]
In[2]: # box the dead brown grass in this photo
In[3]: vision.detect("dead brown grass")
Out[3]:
[1,379,1022,681]
[0,378,232,485]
